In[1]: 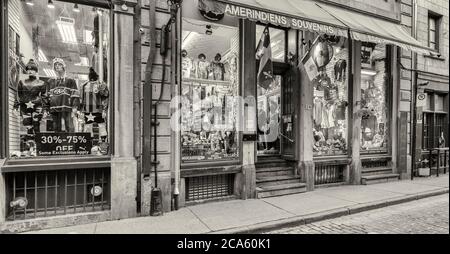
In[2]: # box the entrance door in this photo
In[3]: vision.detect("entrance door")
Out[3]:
[257,62,297,159]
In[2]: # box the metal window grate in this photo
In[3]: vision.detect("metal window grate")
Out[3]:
[186,174,235,202]
[5,168,110,221]
[314,164,345,185]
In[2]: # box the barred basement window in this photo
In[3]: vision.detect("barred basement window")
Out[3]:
[186,174,235,202]
[5,168,110,221]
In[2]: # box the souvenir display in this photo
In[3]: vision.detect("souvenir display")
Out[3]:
[360,44,389,153]
[311,35,349,156]
[181,18,239,162]
[8,3,110,158]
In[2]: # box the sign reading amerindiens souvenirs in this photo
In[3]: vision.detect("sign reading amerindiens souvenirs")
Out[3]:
[35,133,92,156]
[222,3,345,36]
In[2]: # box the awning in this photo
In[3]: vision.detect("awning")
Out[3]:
[316,3,431,54]
[216,0,349,37]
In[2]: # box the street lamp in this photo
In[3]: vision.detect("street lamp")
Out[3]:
[411,80,429,180]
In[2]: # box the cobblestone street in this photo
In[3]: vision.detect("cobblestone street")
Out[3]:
[267,194,449,234]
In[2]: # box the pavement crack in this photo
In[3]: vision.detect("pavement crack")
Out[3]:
[261,199,297,216]
[187,207,213,232]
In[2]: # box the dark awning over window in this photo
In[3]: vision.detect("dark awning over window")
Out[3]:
[316,3,431,54]
[215,0,432,54]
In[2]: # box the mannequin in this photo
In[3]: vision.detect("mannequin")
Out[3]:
[45,58,80,132]
[80,67,109,153]
[181,49,193,79]
[195,53,210,79]
[14,59,46,135]
[210,53,225,81]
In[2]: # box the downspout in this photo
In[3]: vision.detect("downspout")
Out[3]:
[411,0,419,180]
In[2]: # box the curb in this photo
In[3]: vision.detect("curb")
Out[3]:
[209,188,449,234]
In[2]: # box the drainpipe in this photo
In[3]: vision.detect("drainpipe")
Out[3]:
[411,0,418,180]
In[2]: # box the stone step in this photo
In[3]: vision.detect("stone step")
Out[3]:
[361,167,393,176]
[256,175,301,187]
[256,183,307,198]
[256,167,294,177]
[361,173,400,185]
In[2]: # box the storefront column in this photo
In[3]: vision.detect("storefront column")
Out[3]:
[350,41,362,185]
[0,159,5,223]
[110,0,138,220]
[298,64,315,191]
[241,20,257,199]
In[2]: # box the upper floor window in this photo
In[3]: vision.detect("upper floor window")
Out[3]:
[428,13,441,51]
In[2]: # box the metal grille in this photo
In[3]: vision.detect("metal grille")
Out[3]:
[314,164,345,185]
[362,160,388,168]
[186,174,235,201]
[5,168,110,221]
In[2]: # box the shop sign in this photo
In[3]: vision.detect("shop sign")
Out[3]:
[416,92,426,107]
[35,133,92,156]
[223,4,341,35]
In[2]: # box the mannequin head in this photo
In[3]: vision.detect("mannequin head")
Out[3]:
[52,58,66,77]
[88,67,99,81]
[25,59,38,79]
[214,53,221,62]
[198,53,206,61]
[181,49,188,58]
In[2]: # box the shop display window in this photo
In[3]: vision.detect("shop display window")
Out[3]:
[360,43,389,154]
[180,17,240,162]
[255,25,286,62]
[311,35,349,156]
[7,0,111,158]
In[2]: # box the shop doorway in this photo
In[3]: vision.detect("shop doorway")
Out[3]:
[257,63,296,160]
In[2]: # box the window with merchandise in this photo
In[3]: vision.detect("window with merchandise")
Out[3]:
[5,0,111,159]
[180,16,240,163]
[310,34,349,157]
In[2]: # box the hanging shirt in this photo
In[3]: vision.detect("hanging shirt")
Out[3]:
[45,77,80,113]
[16,79,46,112]
[81,80,109,113]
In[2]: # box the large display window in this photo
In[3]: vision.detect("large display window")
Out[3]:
[180,17,240,162]
[359,43,389,154]
[311,35,349,157]
[7,0,111,158]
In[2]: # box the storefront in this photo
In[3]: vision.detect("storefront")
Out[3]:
[0,0,435,229]
[1,0,138,226]
[171,0,432,203]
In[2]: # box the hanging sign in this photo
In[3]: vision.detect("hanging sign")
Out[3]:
[416,92,426,107]
[221,3,346,36]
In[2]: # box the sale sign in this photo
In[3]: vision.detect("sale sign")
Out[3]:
[35,133,93,156]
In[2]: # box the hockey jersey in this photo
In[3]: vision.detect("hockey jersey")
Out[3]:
[45,77,80,112]
[81,80,109,113]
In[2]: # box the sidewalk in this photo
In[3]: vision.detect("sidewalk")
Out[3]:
[24,175,449,234]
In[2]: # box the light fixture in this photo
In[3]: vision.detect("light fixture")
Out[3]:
[38,48,48,62]
[75,57,89,67]
[47,0,55,9]
[73,4,80,13]
[361,68,377,76]
[121,3,128,11]
[205,25,212,35]
[43,68,57,77]
[56,17,78,44]
[25,0,34,6]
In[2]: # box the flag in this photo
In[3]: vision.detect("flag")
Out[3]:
[256,26,274,90]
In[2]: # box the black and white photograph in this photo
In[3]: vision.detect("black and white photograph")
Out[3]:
[0,0,448,246]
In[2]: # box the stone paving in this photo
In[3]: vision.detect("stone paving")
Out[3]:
[266,194,449,234]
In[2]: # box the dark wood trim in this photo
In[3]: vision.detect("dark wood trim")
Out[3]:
[181,160,241,170]
[180,165,242,178]
[59,0,112,9]
[347,32,354,157]
[2,156,111,173]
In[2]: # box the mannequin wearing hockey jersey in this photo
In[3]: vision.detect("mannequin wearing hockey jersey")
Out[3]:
[14,59,46,135]
[45,58,80,132]
[80,68,109,144]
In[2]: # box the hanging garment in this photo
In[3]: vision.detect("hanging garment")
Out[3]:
[81,80,109,114]
[210,61,225,81]
[15,79,46,113]
[182,56,193,79]
[334,59,347,82]
[45,77,80,113]
[334,101,347,120]
[313,97,323,127]
[196,59,210,79]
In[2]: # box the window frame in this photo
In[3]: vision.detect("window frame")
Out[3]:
[427,12,441,52]
[422,92,448,150]
[1,0,115,169]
